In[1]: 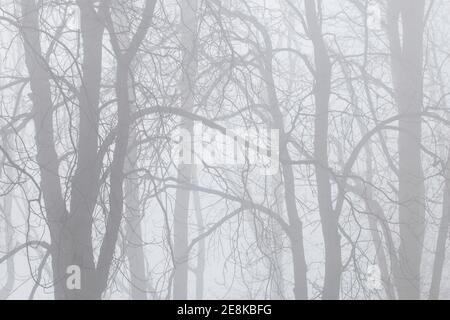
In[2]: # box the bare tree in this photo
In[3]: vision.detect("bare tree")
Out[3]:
[1,0,450,300]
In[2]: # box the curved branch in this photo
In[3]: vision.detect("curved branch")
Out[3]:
[0,241,51,264]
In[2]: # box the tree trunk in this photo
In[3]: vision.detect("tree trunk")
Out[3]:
[429,46,450,300]
[387,0,426,300]
[304,0,341,300]
[124,138,148,300]
[173,0,198,300]
[0,138,14,299]
[20,0,70,300]
[192,170,205,300]
[262,30,308,301]
[67,0,105,299]
[428,165,450,299]
[109,0,150,300]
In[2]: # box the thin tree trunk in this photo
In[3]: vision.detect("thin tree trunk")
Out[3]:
[124,164,148,300]
[268,173,286,299]
[90,0,157,298]
[264,33,308,303]
[192,169,205,300]
[0,138,14,299]
[173,0,198,299]
[124,107,148,301]
[124,123,147,299]
[429,45,450,300]
[110,0,149,300]
[94,60,132,298]
[304,0,341,300]
[263,41,308,301]
[340,58,396,299]
[428,165,450,299]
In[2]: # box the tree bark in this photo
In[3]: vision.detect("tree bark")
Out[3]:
[428,165,450,299]
[67,0,105,299]
[20,0,69,299]
[387,0,426,300]
[95,0,156,298]
[192,170,205,300]
[0,138,14,299]
[125,156,148,300]
[173,0,198,300]
[429,47,450,300]
[304,0,341,300]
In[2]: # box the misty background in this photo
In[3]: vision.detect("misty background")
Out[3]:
[0,0,449,300]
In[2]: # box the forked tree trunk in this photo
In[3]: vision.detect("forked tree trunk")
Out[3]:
[112,0,149,300]
[21,0,156,299]
[67,0,105,299]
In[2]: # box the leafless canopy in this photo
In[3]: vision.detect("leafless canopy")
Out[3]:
[0,0,449,300]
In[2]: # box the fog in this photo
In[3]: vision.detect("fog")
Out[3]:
[0,0,449,300]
